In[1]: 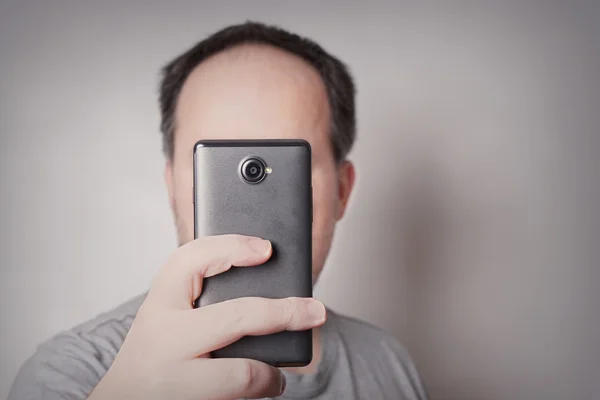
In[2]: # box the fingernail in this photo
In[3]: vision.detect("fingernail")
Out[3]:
[280,373,287,394]
[248,238,271,256]
[307,300,326,322]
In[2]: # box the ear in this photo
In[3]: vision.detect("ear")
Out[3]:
[164,159,176,212]
[335,160,356,220]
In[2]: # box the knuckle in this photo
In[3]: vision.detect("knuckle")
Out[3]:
[280,297,297,328]
[220,233,244,247]
[235,235,254,253]
[223,299,246,333]
[234,360,256,392]
[233,234,247,244]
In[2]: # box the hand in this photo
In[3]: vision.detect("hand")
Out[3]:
[88,235,326,400]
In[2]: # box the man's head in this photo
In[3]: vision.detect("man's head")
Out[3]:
[160,22,356,282]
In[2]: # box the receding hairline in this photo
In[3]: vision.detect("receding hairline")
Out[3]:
[173,42,331,133]
[180,43,328,96]
[159,21,357,162]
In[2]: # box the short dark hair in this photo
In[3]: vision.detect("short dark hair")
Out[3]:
[159,21,356,162]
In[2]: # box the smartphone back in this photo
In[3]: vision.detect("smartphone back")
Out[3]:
[193,139,312,367]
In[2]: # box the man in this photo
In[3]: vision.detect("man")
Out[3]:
[9,22,428,400]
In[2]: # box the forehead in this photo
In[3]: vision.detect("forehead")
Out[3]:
[173,44,332,160]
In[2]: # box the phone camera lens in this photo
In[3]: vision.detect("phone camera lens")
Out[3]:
[241,158,266,183]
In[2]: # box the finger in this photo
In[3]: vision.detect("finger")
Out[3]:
[179,359,285,400]
[177,297,326,356]
[147,235,272,309]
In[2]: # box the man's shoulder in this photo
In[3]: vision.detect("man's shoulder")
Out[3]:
[327,310,429,399]
[37,292,146,360]
[329,310,410,355]
[8,294,145,400]
[31,292,145,365]
[69,292,146,337]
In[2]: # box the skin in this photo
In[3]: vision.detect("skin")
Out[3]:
[167,44,355,281]
[90,44,355,399]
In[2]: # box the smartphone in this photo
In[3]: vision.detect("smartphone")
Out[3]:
[193,139,313,367]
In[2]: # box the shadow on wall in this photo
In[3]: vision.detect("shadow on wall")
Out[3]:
[396,133,508,400]
[393,133,452,400]
[388,117,600,400]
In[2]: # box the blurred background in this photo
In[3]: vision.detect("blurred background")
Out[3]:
[1,1,599,399]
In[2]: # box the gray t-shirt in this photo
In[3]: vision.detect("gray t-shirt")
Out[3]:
[8,294,428,400]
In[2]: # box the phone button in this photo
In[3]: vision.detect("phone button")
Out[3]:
[310,185,313,223]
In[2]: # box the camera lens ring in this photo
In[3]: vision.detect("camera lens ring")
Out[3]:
[240,157,267,184]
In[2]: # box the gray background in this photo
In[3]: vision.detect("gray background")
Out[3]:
[1,1,599,399]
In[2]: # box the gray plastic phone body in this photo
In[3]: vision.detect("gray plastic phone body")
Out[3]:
[193,139,313,367]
